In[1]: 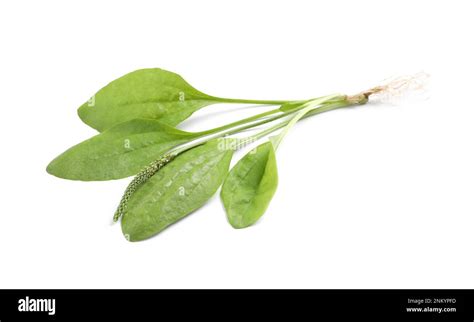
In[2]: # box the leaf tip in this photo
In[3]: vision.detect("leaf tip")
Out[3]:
[46,158,59,177]
[77,102,102,132]
[229,221,252,229]
[45,154,74,180]
[225,210,257,229]
[122,233,133,242]
[121,215,149,242]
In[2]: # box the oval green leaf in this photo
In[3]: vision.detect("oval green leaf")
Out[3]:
[121,138,235,241]
[220,141,278,229]
[46,119,199,181]
[78,68,218,132]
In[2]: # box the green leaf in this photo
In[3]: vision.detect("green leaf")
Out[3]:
[220,141,278,229]
[77,68,218,132]
[46,119,199,181]
[121,138,235,241]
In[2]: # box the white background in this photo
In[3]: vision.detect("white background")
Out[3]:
[1,0,473,288]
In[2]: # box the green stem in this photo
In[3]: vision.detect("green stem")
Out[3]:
[302,100,350,118]
[237,95,368,149]
[209,108,295,137]
[235,121,287,149]
[214,97,296,105]
[195,92,352,139]
[175,96,354,155]
[195,108,281,136]
[172,109,293,155]
[194,94,332,138]
[271,94,343,149]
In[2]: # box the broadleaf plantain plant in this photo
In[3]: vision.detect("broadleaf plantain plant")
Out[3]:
[220,95,339,229]
[77,68,290,132]
[47,67,417,241]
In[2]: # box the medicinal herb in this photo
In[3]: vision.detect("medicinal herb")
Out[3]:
[78,68,288,132]
[220,95,341,228]
[47,119,198,181]
[221,141,278,228]
[47,68,424,241]
[121,138,235,241]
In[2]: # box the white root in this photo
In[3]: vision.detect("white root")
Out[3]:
[364,71,430,103]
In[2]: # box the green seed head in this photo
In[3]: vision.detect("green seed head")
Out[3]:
[113,153,175,222]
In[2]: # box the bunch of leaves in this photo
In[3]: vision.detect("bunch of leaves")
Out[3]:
[47,68,374,241]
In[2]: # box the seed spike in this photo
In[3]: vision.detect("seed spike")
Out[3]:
[113,153,175,222]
